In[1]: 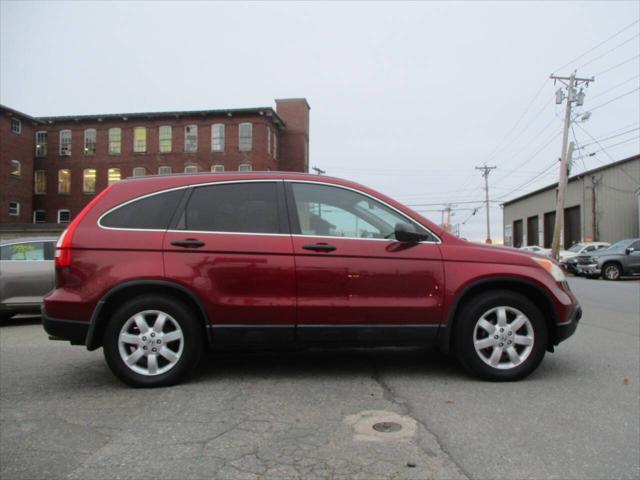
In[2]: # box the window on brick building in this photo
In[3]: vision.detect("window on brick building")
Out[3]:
[211,124,225,152]
[108,168,121,185]
[83,169,97,194]
[11,118,22,134]
[158,166,172,175]
[58,169,71,194]
[59,130,72,156]
[273,131,277,159]
[134,127,147,153]
[109,128,121,154]
[10,160,21,176]
[132,167,146,177]
[34,170,46,194]
[238,164,252,172]
[185,125,198,152]
[184,165,198,174]
[33,210,46,224]
[35,131,47,157]
[239,123,252,151]
[211,164,224,172]
[8,202,20,216]
[58,210,71,224]
[159,126,172,153]
[84,129,97,155]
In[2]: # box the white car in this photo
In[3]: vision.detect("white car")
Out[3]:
[558,242,610,262]
[519,245,551,256]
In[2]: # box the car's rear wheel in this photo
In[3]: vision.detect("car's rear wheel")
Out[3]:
[103,295,203,387]
[454,291,548,381]
[602,262,622,281]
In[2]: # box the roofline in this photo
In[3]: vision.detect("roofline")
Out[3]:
[33,106,287,128]
[502,153,640,207]
[275,97,311,110]
[0,104,46,124]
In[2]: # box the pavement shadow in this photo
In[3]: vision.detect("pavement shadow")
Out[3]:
[192,346,469,383]
[0,315,42,327]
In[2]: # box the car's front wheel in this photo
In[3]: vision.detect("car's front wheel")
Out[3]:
[103,295,203,387]
[454,291,548,381]
[602,262,622,281]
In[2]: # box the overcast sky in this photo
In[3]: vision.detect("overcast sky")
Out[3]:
[2,1,638,241]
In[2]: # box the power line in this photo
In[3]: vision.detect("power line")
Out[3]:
[573,121,640,185]
[574,136,640,160]
[595,54,640,77]
[576,33,640,70]
[578,127,640,148]
[588,87,640,111]
[587,74,640,102]
[482,80,550,164]
[496,159,559,201]
[553,19,640,73]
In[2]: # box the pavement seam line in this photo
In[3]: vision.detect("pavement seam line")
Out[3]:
[371,361,471,480]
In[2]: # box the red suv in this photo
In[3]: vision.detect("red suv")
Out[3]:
[43,173,580,387]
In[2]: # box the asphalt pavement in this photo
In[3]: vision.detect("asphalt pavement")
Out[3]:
[1,277,638,480]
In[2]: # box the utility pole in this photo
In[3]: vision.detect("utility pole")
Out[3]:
[475,164,496,243]
[549,72,594,260]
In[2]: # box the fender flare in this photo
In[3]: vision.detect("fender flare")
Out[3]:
[85,279,209,350]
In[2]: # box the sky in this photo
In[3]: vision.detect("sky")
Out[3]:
[1,1,639,242]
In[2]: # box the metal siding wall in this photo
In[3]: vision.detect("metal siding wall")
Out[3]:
[503,158,640,246]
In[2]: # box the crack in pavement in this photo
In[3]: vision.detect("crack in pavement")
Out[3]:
[371,361,470,480]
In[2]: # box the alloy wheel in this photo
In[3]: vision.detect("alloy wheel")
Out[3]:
[473,306,534,370]
[117,310,184,376]
[603,264,620,280]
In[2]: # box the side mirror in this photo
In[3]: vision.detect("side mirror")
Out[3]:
[625,247,635,255]
[394,222,428,243]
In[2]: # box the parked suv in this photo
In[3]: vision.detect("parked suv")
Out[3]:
[43,173,581,387]
[577,238,640,280]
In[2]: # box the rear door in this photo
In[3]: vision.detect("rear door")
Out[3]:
[626,240,640,274]
[163,180,296,345]
[286,181,444,345]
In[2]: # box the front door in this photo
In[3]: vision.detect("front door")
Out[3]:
[285,181,444,345]
[163,180,296,345]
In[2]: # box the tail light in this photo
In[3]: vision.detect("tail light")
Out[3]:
[55,185,113,268]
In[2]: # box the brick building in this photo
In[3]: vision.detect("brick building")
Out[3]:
[1,98,310,225]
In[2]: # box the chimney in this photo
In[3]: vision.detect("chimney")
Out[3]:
[275,98,310,172]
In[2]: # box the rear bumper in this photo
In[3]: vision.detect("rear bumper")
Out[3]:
[554,305,582,345]
[41,305,89,345]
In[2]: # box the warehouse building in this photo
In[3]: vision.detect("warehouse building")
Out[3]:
[1,98,310,225]
[503,154,640,248]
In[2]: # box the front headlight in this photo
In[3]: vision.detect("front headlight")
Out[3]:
[532,257,566,282]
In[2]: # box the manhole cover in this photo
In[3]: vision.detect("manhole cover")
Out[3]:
[372,421,402,433]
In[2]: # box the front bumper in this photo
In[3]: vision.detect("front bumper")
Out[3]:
[41,305,89,345]
[577,264,601,275]
[554,305,582,345]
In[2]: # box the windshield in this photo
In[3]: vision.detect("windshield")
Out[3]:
[567,243,585,252]
[603,240,632,253]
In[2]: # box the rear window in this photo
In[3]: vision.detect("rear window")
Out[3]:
[180,182,281,234]
[100,189,184,230]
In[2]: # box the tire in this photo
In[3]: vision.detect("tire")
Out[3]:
[601,262,621,281]
[0,312,14,322]
[454,290,548,381]
[103,295,203,387]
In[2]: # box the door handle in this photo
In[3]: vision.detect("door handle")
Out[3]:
[170,239,205,248]
[302,244,336,252]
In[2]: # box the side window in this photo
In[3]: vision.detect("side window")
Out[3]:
[183,183,281,234]
[0,242,46,261]
[584,246,595,252]
[100,190,184,230]
[630,241,640,251]
[290,183,434,241]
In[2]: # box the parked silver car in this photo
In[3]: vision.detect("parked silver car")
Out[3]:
[0,237,57,320]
